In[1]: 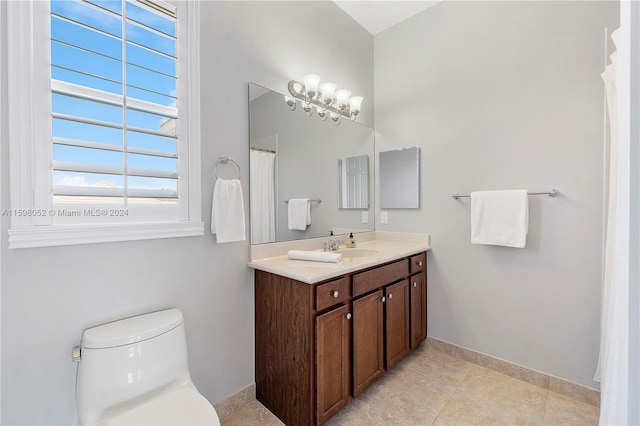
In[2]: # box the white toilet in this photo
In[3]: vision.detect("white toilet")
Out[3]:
[73,308,221,425]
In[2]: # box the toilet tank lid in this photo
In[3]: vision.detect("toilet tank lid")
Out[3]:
[82,309,184,349]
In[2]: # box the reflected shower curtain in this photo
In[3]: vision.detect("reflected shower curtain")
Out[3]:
[597,28,630,425]
[250,149,276,244]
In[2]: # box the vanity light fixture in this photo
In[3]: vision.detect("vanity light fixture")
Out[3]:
[285,74,363,125]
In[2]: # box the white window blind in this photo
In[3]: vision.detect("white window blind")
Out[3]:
[7,0,202,248]
[50,0,179,205]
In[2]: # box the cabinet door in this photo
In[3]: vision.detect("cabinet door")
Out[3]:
[385,280,410,369]
[316,304,351,424]
[410,273,427,349]
[352,289,384,397]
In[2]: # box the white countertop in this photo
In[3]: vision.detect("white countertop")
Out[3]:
[248,238,430,284]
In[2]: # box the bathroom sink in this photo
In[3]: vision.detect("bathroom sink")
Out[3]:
[336,248,380,258]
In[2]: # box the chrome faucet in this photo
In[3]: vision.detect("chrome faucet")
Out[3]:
[322,239,344,251]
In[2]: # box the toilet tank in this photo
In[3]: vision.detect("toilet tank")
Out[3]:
[76,309,192,425]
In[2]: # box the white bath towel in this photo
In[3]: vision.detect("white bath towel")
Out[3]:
[287,250,343,263]
[211,178,246,243]
[288,198,311,230]
[470,190,529,248]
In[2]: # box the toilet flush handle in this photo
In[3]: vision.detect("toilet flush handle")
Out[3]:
[72,345,81,362]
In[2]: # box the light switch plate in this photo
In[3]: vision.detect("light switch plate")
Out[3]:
[362,211,369,224]
[381,211,389,224]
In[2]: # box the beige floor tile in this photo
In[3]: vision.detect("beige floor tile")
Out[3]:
[543,392,600,426]
[369,366,458,424]
[433,388,545,426]
[449,369,549,425]
[403,347,487,385]
[221,347,596,426]
[457,368,549,403]
[220,400,284,426]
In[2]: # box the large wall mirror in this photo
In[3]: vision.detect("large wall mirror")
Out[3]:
[249,83,375,244]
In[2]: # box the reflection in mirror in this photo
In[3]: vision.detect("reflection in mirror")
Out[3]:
[379,147,420,209]
[249,83,375,244]
[339,155,369,209]
[250,146,277,244]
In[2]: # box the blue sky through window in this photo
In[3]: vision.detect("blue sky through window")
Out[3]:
[50,0,178,195]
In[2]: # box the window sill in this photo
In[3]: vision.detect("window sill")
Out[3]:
[8,221,205,249]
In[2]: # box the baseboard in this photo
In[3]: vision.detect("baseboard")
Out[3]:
[426,337,600,407]
[213,383,256,420]
[212,339,600,419]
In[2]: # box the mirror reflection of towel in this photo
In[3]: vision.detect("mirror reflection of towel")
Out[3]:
[288,198,310,230]
[211,178,246,243]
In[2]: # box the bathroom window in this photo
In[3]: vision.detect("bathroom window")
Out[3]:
[6,0,203,248]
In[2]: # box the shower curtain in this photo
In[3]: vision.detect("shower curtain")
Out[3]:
[597,27,630,425]
[250,149,276,244]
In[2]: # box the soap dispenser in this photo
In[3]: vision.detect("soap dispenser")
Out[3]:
[347,232,357,248]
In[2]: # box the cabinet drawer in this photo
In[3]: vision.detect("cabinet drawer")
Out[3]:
[316,278,350,311]
[410,252,426,274]
[353,260,408,298]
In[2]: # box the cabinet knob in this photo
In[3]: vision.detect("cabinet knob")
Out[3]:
[346,313,352,320]
[388,293,393,299]
[332,290,339,298]
[381,296,386,303]
[413,282,417,287]
[417,261,423,266]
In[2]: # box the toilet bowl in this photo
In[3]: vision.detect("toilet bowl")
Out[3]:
[73,308,220,425]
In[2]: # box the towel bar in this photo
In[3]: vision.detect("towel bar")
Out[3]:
[452,189,559,199]
[284,199,322,204]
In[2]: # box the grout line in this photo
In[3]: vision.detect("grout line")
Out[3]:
[429,368,473,426]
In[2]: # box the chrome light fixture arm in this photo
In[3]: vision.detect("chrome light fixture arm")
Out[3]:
[287,80,357,121]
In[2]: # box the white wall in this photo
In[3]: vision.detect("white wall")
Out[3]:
[0,2,373,424]
[374,1,618,389]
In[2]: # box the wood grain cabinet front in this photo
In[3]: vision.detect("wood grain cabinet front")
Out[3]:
[385,279,410,369]
[316,278,350,311]
[410,272,427,349]
[316,304,351,425]
[410,252,426,275]
[352,289,385,397]
[254,251,428,425]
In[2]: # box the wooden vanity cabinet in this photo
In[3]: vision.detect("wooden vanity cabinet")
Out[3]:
[254,252,427,426]
[352,289,384,397]
[410,273,427,348]
[316,304,351,425]
[409,252,427,349]
[385,279,410,369]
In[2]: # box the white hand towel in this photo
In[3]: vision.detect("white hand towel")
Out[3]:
[288,198,310,230]
[471,190,529,248]
[211,178,246,243]
[287,250,343,263]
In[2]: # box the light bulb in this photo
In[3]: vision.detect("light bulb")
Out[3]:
[335,89,351,110]
[319,82,336,105]
[348,96,363,116]
[301,74,321,100]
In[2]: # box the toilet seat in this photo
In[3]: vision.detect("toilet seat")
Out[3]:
[105,385,220,426]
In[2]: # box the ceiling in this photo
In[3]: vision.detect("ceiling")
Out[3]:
[333,1,441,35]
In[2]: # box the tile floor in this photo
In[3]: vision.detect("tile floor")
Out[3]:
[220,344,599,425]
